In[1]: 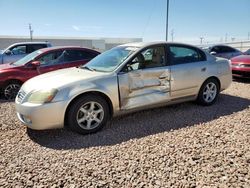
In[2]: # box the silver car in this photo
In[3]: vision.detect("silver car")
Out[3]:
[0,42,52,64]
[15,42,232,134]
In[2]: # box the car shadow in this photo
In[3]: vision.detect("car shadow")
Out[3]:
[27,94,250,150]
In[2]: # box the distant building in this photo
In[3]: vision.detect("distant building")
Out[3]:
[0,35,142,52]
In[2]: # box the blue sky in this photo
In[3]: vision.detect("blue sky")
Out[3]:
[0,0,249,44]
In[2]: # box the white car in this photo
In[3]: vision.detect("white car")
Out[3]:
[0,42,52,64]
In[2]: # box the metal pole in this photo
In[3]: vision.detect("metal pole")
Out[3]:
[166,0,169,41]
[29,23,33,41]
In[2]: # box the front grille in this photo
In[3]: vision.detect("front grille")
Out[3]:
[17,90,26,103]
[232,70,250,78]
[231,63,250,68]
[241,64,250,68]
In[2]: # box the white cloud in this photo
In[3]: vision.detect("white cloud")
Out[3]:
[44,23,52,27]
[72,25,80,31]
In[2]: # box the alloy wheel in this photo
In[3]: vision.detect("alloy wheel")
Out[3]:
[202,82,217,103]
[76,101,104,130]
[4,84,21,100]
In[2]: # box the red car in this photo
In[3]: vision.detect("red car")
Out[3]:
[0,46,100,99]
[230,55,250,78]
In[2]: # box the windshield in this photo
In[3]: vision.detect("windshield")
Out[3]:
[13,50,42,66]
[82,46,138,72]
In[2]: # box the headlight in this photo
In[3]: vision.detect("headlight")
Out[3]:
[27,89,58,104]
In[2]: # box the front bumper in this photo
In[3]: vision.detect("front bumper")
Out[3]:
[15,100,68,130]
[231,66,250,78]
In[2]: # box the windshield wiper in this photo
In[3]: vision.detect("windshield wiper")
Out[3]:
[81,66,96,71]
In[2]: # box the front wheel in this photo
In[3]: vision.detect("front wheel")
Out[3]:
[66,95,110,134]
[3,81,21,100]
[197,78,219,106]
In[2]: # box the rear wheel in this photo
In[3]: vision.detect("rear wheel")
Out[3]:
[3,81,21,100]
[197,78,219,106]
[66,95,110,134]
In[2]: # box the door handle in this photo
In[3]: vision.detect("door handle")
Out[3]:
[159,76,167,79]
[201,67,206,72]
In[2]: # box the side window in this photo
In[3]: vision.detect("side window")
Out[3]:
[63,50,98,62]
[222,46,236,53]
[38,50,64,66]
[10,45,27,55]
[27,44,47,53]
[211,46,221,53]
[169,46,206,65]
[126,46,166,71]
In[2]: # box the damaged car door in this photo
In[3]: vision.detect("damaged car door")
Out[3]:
[118,45,171,110]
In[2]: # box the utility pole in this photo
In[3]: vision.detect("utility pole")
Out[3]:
[225,33,228,43]
[171,29,174,42]
[29,23,33,41]
[200,37,204,45]
[166,0,169,41]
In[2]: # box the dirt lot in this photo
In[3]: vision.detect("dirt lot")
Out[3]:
[0,80,249,187]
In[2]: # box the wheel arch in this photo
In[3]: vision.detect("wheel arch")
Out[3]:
[3,79,23,87]
[64,91,114,127]
[203,76,221,91]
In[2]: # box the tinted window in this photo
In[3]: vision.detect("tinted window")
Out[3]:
[63,50,98,62]
[125,46,166,71]
[211,46,237,53]
[220,46,237,53]
[169,45,206,65]
[37,50,64,66]
[27,44,47,53]
[10,45,27,55]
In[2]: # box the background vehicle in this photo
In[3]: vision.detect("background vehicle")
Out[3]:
[0,46,100,99]
[0,42,52,64]
[202,44,242,59]
[15,42,232,135]
[243,49,250,55]
[230,55,250,78]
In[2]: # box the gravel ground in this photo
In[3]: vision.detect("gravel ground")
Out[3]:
[0,80,249,187]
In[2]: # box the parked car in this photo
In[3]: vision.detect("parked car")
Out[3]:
[202,44,242,59]
[0,46,100,99]
[0,42,52,64]
[230,55,250,78]
[15,42,232,134]
[243,49,250,55]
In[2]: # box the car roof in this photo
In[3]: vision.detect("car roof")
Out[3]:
[118,41,202,50]
[38,46,99,53]
[9,41,50,46]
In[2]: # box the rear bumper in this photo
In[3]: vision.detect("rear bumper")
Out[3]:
[15,100,68,130]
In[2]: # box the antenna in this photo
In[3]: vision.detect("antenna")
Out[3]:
[29,23,33,41]
[166,0,169,41]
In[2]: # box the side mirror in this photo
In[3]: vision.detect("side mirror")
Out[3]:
[5,50,11,55]
[31,61,41,68]
[210,51,217,55]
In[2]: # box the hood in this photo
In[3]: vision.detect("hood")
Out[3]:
[231,55,250,64]
[0,63,19,70]
[22,67,108,92]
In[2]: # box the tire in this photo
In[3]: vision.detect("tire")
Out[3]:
[3,81,21,100]
[66,94,110,134]
[197,78,219,106]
